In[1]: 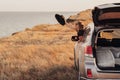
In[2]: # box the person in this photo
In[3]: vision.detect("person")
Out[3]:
[66,20,91,42]
[77,29,85,42]
[66,20,84,32]
[55,14,91,42]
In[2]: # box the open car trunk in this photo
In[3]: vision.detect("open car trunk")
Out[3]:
[92,3,120,71]
[95,28,120,71]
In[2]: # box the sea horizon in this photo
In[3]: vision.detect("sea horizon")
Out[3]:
[0,12,78,38]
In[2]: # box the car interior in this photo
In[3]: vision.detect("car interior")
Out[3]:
[95,29,120,70]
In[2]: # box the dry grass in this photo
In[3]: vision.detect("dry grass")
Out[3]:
[68,9,92,26]
[0,25,77,80]
[0,9,92,80]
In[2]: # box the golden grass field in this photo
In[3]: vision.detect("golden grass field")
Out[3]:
[0,9,92,80]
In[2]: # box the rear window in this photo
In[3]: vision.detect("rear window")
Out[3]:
[99,29,120,39]
[96,29,120,47]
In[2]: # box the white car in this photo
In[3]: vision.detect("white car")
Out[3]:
[73,3,120,80]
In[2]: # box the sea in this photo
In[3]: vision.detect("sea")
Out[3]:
[0,12,78,38]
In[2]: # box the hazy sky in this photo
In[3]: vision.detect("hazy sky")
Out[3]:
[0,0,119,11]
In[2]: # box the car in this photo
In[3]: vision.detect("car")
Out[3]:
[72,3,120,80]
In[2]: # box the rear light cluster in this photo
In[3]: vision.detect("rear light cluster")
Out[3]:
[85,46,93,57]
[87,69,93,78]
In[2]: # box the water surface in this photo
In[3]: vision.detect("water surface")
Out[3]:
[0,12,78,37]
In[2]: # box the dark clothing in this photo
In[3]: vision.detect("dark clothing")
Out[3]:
[77,28,91,42]
[77,30,85,36]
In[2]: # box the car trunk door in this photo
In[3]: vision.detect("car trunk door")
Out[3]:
[92,3,120,26]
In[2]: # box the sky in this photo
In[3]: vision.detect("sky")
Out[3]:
[0,0,119,11]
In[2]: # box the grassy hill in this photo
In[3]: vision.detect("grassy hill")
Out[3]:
[0,9,92,80]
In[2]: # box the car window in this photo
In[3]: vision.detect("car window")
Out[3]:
[99,29,120,39]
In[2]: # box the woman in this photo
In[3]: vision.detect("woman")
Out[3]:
[55,14,91,42]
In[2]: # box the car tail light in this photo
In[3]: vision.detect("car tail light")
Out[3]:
[85,46,93,57]
[87,69,93,78]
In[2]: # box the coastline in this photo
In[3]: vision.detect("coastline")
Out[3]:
[0,9,92,80]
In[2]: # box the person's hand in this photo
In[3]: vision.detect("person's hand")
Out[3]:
[78,36,85,42]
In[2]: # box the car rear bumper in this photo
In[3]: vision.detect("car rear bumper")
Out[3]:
[87,79,120,80]
[80,76,120,80]
[80,77,120,80]
[84,58,120,79]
